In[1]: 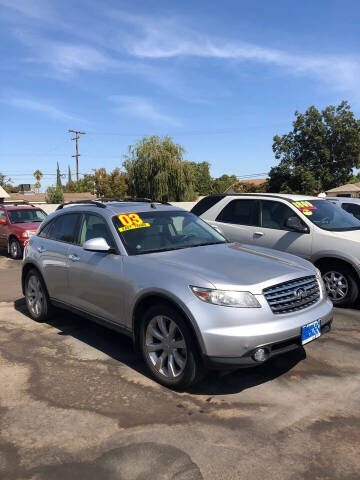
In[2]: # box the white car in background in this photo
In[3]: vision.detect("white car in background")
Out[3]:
[192,193,360,307]
[327,197,360,220]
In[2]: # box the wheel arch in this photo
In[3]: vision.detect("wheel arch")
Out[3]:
[314,256,360,281]
[132,293,205,355]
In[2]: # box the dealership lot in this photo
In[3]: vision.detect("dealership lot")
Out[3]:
[0,254,359,479]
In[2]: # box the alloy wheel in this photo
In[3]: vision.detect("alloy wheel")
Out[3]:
[145,315,187,378]
[26,274,44,318]
[323,271,349,301]
[10,240,20,259]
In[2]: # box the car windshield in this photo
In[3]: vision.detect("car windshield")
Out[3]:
[7,209,47,224]
[292,200,360,231]
[113,210,227,255]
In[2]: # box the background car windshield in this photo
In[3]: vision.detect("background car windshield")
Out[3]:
[113,210,226,255]
[7,209,46,224]
[294,200,360,231]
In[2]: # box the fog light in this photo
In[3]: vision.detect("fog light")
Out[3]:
[253,348,269,363]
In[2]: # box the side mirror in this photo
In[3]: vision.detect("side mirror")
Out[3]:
[285,216,308,233]
[83,237,113,252]
[212,224,229,241]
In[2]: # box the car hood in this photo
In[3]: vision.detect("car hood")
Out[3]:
[11,222,41,231]
[149,242,316,292]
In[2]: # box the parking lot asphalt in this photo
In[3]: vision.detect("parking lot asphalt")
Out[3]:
[0,253,359,480]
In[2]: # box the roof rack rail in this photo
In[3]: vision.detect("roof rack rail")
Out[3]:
[96,197,171,205]
[56,200,107,210]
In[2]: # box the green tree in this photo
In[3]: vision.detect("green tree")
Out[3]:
[0,173,18,193]
[56,162,62,189]
[211,174,238,194]
[45,186,64,204]
[33,170,43,193]
[269,101,360,194]
[94,168,128,198]
[65,165,74,192]
[184,161,212,196]
[123,135,194,201]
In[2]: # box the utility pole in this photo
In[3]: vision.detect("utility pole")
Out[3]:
[68,130,86,181]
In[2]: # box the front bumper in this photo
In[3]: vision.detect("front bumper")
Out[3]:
[187,293,333,363]
[204,318,332,369]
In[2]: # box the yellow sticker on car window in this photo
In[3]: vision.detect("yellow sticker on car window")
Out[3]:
[293,201,317,216]
[117,213,150,232]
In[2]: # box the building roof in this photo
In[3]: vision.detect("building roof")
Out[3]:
[326,182,360,193]
[8,192,96,203]
[224,178,267,194]
[0,185,10,199]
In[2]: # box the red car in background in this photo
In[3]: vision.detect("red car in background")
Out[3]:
[0,204,47,259]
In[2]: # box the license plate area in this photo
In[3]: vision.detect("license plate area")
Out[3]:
[301,320,321,345]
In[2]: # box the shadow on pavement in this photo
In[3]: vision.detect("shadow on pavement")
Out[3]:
[15,298,306,395]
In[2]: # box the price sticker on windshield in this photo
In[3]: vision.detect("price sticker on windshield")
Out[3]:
[293,201,317,216]
[117,213,150,232]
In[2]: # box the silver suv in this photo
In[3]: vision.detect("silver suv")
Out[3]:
[22,199,333,389]
[193,193,360,306]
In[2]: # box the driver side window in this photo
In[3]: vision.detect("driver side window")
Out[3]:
[260,201,305,231]
[78,214,115,247]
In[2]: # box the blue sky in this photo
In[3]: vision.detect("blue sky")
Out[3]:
[1,0,360,190]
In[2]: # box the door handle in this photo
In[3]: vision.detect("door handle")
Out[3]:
[253,231,264,237]
[37,246,46,253]
[68,254,80,262]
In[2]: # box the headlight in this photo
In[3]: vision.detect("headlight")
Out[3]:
[315,269,327,297]
[22,231,35,238]
[190,286,261,308]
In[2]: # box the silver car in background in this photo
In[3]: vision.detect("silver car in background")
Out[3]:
[22,199,333,389]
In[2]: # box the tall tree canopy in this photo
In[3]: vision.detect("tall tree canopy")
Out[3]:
[211,174,238,194]
[94,168,127,198]
[56,162,62,189]
[123,136,194,201]
[268,101,360,194]
[184,161,212,196]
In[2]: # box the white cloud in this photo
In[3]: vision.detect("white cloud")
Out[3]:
[0,0,54,22]
[1,96,81,122]
[112,11,360,98]
[109,95,180,126]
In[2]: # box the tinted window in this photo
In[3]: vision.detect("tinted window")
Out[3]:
[7,209,46,224]
[216,199,259,226]
[38,220,54,238]
[78,214,115,247]
[49,214,80,243]
[342,203,360,220]
[191,195,225,216]
[113,211,226,255]
[260,200,305,230]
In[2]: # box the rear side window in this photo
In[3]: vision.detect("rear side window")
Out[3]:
[216,199,259,226]
[342,203,360,219]
[191,195,225,216]
[49,214,80,244]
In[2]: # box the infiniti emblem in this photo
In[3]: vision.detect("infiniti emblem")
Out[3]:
[294,287,307,300]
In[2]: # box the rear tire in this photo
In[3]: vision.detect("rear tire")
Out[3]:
[320,261,359,307]
[25,269,53,322]
[9,238,22,259]
[140,304,205,390]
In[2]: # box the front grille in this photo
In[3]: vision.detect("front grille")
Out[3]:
[263,275,320,314]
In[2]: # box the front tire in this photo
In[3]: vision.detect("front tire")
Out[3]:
[25,269,53,322]
[9,238,22,259]
[140,304,205,390]
[321,262,359,307]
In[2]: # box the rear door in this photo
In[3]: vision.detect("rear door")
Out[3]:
[250,200,312,259]
[37,213,81,302]
[212,198,260,243]
[67,213,126,324]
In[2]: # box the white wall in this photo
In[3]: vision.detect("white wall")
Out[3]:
[39,201,198,215]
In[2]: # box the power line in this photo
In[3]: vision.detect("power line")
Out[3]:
[68,129,86,181]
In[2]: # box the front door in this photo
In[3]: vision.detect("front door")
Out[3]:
[251,200,312,259]
[67,213,126,324]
